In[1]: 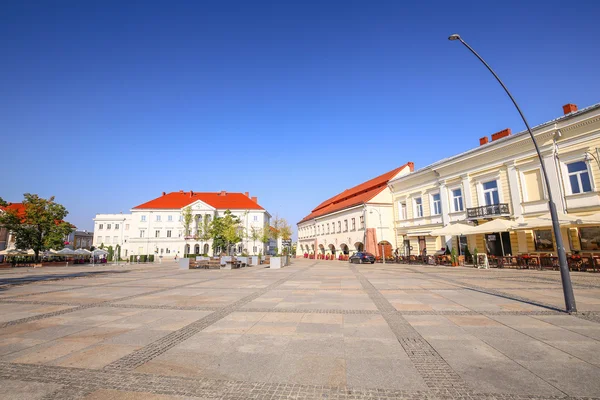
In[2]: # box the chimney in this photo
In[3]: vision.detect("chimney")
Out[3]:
[251,196,258,203]
[491,128,511,142]
[563,103,577,115]
[479,136,489,146]
[219,190,227,196]
[407,162,415,171]
[162,191,166,196]
[244,192,249,197]
[189,190,194,197]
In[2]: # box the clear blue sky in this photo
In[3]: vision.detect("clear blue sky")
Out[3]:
[2,1,599,237]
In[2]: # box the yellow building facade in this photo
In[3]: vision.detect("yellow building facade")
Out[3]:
[388,103,600,259]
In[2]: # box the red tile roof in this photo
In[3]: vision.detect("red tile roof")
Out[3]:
[133,191,264,210]
[298,163,413,224]
[0,202,75,228]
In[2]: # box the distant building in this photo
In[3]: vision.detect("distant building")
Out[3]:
[297,163,414,258]
[93,191,271,258]
[66,230,94,250]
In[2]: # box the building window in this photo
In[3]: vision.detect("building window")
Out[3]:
[452,189,464,212]
[351,218,356,230]
[327,224,330,234]
[141,216,146,222]
[344,220,348,232]
[534,230,554,251]
[567,161,592,194]
[167,230,172,238]
[360,216,364,229]
[113,236,118,243]
[522,169,544,202]
[115,224,119,230]
[318,226,320,235]
[254,215,258,221]
[105,237,111,244]
[99,224,103,230]
[253,246,257,253]
[140,230,145,238]
[398,202,407,220]
[168,215,173,222]
[579,227,600,251]
[432,193,441,215]
[155,230,160,238]
[97,236,102,243]
[125,224,129,230]
[107,224,111,230]
[179,215,183,221]
[156,215,161,222]
[482,180,500,205]
[414,197,423,218]
[166,248,170,254]
[338,221,341,232]
[178,230,182,237]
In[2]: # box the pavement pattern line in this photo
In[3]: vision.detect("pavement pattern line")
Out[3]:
[103,264,315,372]
[349,264,469,391]
[0,361,594,400]
[0,272,240,329]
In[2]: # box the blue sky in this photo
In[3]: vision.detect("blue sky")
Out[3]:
[2,1,599,236]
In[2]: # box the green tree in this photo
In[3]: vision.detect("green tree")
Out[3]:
[107,245,114,262]
[0,197,7,207]
[270,215,293,255]
[210,210,241,255]
[182,206,193,237]
[0,194,73,261]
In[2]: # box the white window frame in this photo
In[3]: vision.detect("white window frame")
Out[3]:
[474,172,504,207]
[115,224,119,230]
[351,218,356,230]
[107,224,111,230]
[560,155,594,195]
[449,186,464,212]
[98,224,103,230]
[430,192,441,216]
[156,215,161,222]
[141,215,146,222]
[397,201,407,220]
[139,230,145,238]
[168,215,173,222]
[414,197,423,218]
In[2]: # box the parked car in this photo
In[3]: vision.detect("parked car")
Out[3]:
[349,252,375,264]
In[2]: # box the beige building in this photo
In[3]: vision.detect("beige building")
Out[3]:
[298,163,413,258]
[389,103,600,258]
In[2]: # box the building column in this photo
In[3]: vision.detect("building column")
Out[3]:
[543,153,566,214]
[439,182,452,250]
[461,175,473,209]
[505,162,523,219]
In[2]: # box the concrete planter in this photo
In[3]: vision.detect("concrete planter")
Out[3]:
[196,256,209,261]
[270,256,284,269]
[238,256,248,265]
[250,256,259,266]
[220,256,231,266]
[178,258,190,269]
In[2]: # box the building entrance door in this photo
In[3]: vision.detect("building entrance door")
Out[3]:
[485,232,512,256]
[418,236,426,256]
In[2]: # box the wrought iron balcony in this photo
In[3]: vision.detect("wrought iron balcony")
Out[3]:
[467,203,510,219]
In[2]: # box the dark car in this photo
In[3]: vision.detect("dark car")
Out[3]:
[349,252,375,264]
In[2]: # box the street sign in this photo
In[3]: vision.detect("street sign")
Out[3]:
[282,239,292,247]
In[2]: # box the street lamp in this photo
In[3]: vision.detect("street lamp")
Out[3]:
[369,209,385,264]
[449,34,577,313]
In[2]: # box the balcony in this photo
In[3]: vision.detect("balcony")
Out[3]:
[467,203,510,219]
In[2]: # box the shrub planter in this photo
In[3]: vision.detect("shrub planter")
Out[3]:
[238,256,248,266]
[270,256,284,269]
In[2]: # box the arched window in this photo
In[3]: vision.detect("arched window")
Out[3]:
[194,244,200,254]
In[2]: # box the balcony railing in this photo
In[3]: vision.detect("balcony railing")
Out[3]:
[467,203,510,219]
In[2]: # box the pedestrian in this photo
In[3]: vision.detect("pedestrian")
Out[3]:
[136,255,140,264]
[174,254,178,261]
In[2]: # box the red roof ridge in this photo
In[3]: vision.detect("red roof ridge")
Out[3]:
[133,191,264,210]
[298,163,413,224]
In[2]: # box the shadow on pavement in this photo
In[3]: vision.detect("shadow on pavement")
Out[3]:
[0,270,132,289]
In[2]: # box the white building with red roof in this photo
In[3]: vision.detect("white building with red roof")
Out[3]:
[297,163,413,259]
[93,190,270,259]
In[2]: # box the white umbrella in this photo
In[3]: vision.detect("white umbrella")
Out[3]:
[468,219,517,257]
[0,249,27,256]
[92,249,108,256]
[512,212,581,230]
[75,249,91,255]
[429,222,476,237]
[56,248,77,256]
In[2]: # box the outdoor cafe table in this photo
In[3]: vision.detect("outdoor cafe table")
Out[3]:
[518,255,541,270]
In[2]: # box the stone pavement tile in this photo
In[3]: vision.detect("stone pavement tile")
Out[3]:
[203,352,284,383]
[488,314,597,342]
[19,323,91,341]
[221,311,267,322]
[203,319,258,334]
[462,325,600,397]
[134,348,220,377]
[544,340,600,367]
[269,353,346,387]
[393,303,434,311]
[346,357,428,390]
[342,314,396,340]
[0,379,62,400]
[295,322,343,336]
[0,337,46,356]
[143,311,212,331]
[62,326,135,343]
[0,321,49,339]
[446,315,504,327]
[300,313,343,324]
[259,312,304,323]
[0,304,75,323]
[343,337,407,359]
[172,332,242,354]
[285,334,344,357]
[534,314,600,341]
[104,328,171,346]
[230,334,291,355]
[50,343,143,369]
[83,388,206,399]
[2,338,95,364]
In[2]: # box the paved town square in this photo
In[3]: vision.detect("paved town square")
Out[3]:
[0,260,599,399]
